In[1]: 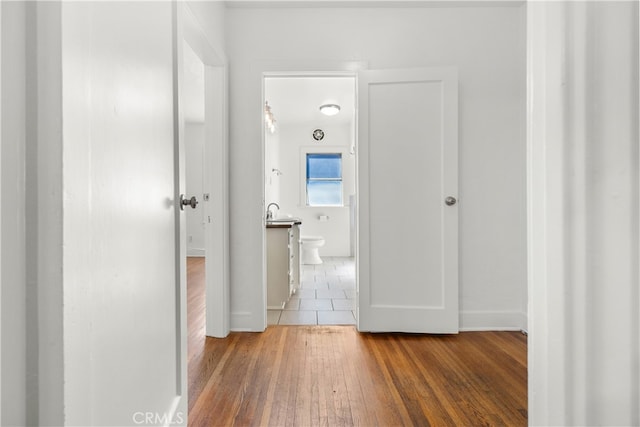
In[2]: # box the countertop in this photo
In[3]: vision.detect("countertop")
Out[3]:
[266,219,302,228]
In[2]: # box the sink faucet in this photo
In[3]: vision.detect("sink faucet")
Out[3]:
[266,202,280,220]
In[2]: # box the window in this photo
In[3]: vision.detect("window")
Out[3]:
[306,153,343,206]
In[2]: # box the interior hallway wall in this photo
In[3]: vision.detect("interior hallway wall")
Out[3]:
[226,4,527,331]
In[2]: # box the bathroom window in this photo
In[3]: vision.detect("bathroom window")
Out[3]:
[306,153,343,206]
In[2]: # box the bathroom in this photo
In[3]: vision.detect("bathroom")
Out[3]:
[264,76,357,325]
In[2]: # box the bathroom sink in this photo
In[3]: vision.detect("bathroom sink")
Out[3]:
[267,217,301,224]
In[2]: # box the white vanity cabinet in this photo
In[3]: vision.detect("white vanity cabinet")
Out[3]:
[288,224,300,295]
[266,222,300,309]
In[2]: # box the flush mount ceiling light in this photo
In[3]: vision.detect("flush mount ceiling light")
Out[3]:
[319,103,341,116]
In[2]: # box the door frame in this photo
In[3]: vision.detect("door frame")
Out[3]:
[0,3,3,422]
[178,4,230,340]
[260,62,366,330]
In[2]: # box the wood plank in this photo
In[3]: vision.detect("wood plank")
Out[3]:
[187,258,527,426]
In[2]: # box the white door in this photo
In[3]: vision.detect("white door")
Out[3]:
[61,3,187,425]
[357,67,459,333]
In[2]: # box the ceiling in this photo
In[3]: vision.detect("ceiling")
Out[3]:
[265,77,356,128]
[182,49,356,128]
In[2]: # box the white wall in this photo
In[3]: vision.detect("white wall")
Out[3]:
[275,122,355,256]
[226,4,527,331]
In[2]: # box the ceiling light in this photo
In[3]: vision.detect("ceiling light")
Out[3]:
[319,104,341,116]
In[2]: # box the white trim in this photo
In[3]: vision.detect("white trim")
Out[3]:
[263,70,363,78]
[224,1,526,9]
[637,8,640,423]
[181,3,230,339]
[299,146,349,208]
[35,3,64,423]
[527,2,570,424]
[259,62,366,332]
[203,64,230,339]
[459,311,527,332]
[172,0,188,409]
[0,3,3,422]
[230,311,256,332]
[187,249,205,257]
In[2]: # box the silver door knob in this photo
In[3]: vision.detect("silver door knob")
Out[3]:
[180,194,198,210]
[445,196,457,206]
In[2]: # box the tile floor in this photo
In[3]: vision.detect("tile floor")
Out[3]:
[267,256,356,326]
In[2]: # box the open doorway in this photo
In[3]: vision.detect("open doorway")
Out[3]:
[179,5,229,342]
[263,75,357,326]
[180,4,230,416]
[182,39,208,362]
[183,42,206,260]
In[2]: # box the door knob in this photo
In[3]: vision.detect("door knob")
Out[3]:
[180,194,198,210]
[445,196,457,206]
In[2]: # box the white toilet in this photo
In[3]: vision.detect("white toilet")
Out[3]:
[300,236,325,265]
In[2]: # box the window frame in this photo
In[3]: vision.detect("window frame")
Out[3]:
[299,146,347,208]
[305,152,343,207]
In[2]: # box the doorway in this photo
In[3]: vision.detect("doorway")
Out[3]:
[182,40,209,375]
[263,74,357,326]
[179,4,230,341]
[183,41,206,259]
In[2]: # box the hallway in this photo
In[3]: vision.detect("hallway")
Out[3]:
[186,257,527,426]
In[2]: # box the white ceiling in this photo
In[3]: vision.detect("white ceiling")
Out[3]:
[182,51,356,128]
[265,77,355,127]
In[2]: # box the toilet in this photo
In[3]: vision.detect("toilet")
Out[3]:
[300,236,325,265]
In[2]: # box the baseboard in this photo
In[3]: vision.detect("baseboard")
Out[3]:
[521,312,529,334]
[187,248,205,257]
[459,310,527,332]
[230,311,259,332]
[229,309,528,332]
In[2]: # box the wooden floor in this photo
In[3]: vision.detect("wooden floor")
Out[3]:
[187,257,528,426]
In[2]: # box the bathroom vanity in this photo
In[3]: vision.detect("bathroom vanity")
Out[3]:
[266,219,301,309]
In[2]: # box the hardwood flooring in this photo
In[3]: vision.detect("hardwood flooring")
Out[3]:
[187,257,528,426]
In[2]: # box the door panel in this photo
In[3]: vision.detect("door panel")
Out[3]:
[357,68,458,333]
[61,2,186,425]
